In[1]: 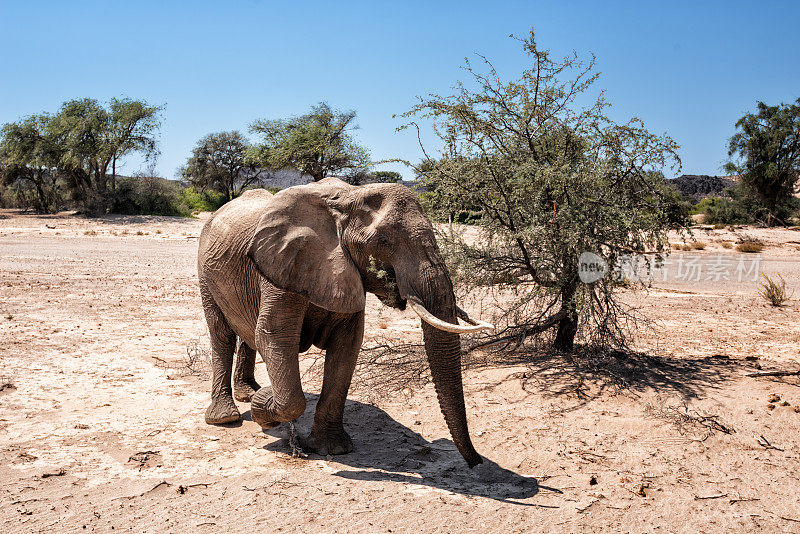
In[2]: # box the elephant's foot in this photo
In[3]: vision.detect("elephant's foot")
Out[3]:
[299,427,354,456]
[250,386,306,429]
[233,379,261,403]
[205,396,241,425]
[250,386,280,429]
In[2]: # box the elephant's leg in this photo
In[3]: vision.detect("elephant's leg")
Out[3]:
[250,285,309,429]
[233,342,260,402]
[202,289,240,425]
[301,312,364,455]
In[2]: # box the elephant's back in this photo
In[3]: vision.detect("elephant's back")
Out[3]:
[198,189,273,345]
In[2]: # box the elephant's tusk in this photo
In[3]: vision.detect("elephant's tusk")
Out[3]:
[455,305,495,330]
[407,297,494,334]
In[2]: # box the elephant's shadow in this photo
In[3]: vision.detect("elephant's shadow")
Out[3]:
[244,394,549,504]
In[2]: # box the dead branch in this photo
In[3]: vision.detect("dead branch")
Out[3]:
[694,493,728,500]
[746,370,800,377]
[756,435,784,451]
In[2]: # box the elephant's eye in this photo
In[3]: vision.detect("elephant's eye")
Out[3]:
[377,234,390,246]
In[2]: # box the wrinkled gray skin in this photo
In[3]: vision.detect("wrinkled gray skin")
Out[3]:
[198,178,482,467]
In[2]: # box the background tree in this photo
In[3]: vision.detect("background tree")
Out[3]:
[401,31,680,352]
[0,114,61,212]
[106,97,163,192]
[724,98,800,226]
[249,102,371,181]
[181,131,260,201]
[370,170,403,183]
[46,97,162,213]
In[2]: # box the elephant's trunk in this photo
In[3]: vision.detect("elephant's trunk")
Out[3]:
[399,263,483,468]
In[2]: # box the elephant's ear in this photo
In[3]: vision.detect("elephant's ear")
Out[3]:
[247,181,365,314]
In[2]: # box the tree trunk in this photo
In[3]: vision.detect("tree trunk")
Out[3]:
[553,283,579,352]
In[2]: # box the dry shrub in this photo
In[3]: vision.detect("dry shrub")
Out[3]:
[680,244,693,251]
[691,241,707,250]
[153,340,211,378]
[645,401,735,438]
[83,229,97,236]
[737,241,764,253]
[720,241,733,249]
[759,273,791,307]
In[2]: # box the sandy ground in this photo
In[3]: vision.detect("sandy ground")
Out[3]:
[1,210,800,533]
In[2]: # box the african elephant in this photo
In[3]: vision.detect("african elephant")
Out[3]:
[197,178,491,467]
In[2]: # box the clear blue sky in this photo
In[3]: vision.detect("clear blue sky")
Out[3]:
[2,0,798,180]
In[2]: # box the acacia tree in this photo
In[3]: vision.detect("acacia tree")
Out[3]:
[181,131,261,201]
[106,98,163,192]
[46,98,162,213]
[724,99,800,226]
[370,170,403,183]
[401,31,680,352]
[249,102,371,181]
[0,114,62,212]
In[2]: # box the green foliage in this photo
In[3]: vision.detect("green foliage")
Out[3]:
[0,114,63,212]
[370,170,402,183]
[691,195,752,225]
[688,183,799,225]
[177,186,227,213]
[367,255,399,304]
[249,102,371,182]
[111,175,185,216]
[656,181,692,227]
[181,131,259,202]
[725,98,800,226]
[0,97,163,214]
[400,30,680,351]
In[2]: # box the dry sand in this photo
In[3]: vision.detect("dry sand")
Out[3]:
[1,210,800,532]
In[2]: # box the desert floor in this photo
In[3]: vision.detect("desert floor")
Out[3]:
[1,210,800,533]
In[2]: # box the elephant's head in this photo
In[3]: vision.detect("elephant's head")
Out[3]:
[247,178,489,467]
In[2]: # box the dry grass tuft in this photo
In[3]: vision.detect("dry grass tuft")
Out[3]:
[720,241,733,249]
[691,241,707,250]
[83,230,98,236]
[736,241,764,253]
[759,273,792,307]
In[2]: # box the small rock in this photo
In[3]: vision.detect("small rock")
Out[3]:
[768,393,781,403]
[767,404,776,410]
[781,401,791,407]
[589,476,598,486]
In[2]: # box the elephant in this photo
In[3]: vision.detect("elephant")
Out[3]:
[197,178,492,468]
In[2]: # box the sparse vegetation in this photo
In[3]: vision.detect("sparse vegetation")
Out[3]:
[759,273,791,306]
[736,241,764,253]
[691,241,707,250]
[721,241,733,249]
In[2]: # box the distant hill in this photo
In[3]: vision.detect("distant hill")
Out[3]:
[665,174,738,201]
